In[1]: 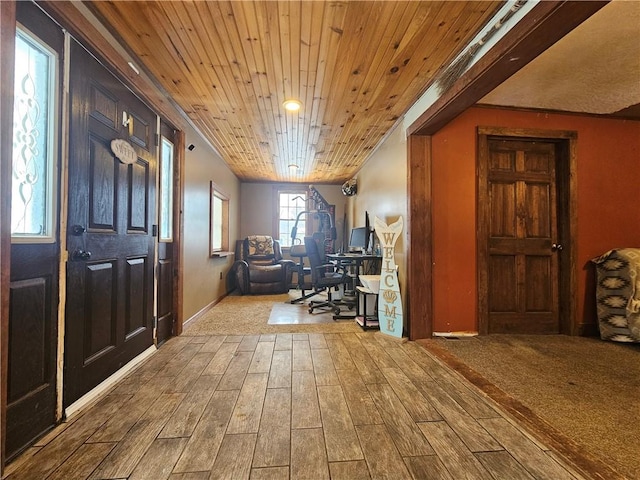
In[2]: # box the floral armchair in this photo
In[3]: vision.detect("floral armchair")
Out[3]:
[231,235,295,294]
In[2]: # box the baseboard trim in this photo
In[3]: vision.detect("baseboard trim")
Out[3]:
[64,344,157,420]
[576,322,599,337]
[183,294,226,330]
[432,331,478,338]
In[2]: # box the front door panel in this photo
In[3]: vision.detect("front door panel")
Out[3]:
[64,40,156,406]
[7,2,63,459]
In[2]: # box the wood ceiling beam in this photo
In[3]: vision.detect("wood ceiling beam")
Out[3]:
[408,0,610,136]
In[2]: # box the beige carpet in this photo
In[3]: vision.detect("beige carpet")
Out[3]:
[419,335,640,480]
[183,292,361,336]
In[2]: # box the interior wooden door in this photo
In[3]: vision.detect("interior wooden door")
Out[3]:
[64,39,156,406]
[479,136,561,334]
[7,2,62,458]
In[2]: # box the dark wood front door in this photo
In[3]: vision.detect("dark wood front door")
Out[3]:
[64,40,156,406]
[7,2,62,459]
[478,135,561,334]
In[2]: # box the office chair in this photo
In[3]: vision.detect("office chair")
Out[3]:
[304,236,353,317]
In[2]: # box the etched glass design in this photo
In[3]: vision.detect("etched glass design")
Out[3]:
[11,29,57,240]
[159,137,174,241]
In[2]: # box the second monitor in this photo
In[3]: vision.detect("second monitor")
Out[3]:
[349,226,369,253]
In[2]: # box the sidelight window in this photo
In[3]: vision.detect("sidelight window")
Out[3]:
[11,27,58,242]
[159,136,174,242]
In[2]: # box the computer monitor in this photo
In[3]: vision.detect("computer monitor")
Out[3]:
[349,227,367,252]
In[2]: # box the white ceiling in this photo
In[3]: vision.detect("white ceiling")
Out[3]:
[480,0,640,115]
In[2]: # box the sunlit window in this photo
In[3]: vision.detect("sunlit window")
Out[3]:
[210,183,229,255]
[278,191,307,247]
[11,28,58,242]
[159,137,174,242]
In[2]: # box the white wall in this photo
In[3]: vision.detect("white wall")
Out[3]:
[350,124,408,324]
[182,129,240,321]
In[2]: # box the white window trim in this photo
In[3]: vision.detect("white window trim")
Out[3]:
[159,135,174,242]
[11,25,59,244]
[276,188,308,248]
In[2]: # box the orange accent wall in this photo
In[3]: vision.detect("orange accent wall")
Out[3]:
[431,107,640,334]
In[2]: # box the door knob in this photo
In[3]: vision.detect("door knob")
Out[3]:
[551,243,563,251]
[72,249,92,261]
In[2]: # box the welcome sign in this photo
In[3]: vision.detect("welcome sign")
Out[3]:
[374,216,403,338]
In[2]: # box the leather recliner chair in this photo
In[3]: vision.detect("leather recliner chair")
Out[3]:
[231,235,295,294]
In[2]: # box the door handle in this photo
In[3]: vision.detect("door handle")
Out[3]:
[71,249,92,261]
[551,243,563,252]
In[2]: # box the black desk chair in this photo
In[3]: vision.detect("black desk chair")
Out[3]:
[304,236,353,317]
[288,243,313,304]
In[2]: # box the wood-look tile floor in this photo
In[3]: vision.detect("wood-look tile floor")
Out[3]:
[5,333,585,480]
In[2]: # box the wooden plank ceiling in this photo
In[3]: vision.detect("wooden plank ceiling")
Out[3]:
[88,1,503,183]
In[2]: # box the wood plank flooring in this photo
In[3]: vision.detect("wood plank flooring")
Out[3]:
[4,333,585,480]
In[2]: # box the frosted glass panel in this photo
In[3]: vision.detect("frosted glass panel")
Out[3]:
[12,29,56,240]
[159,137,174,241]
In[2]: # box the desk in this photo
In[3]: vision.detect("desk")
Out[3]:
[324,254,380,321]
[326,253,381,286]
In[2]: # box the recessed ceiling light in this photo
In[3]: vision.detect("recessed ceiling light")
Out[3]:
[283,99,302,111]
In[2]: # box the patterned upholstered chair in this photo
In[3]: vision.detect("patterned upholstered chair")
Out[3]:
[231,235,295,294]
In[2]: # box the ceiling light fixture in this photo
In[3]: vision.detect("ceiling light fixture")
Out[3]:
[288,163,299,170]
[283,99,302,112]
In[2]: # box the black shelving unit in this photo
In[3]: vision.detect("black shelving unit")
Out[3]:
[355,285,379,330]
